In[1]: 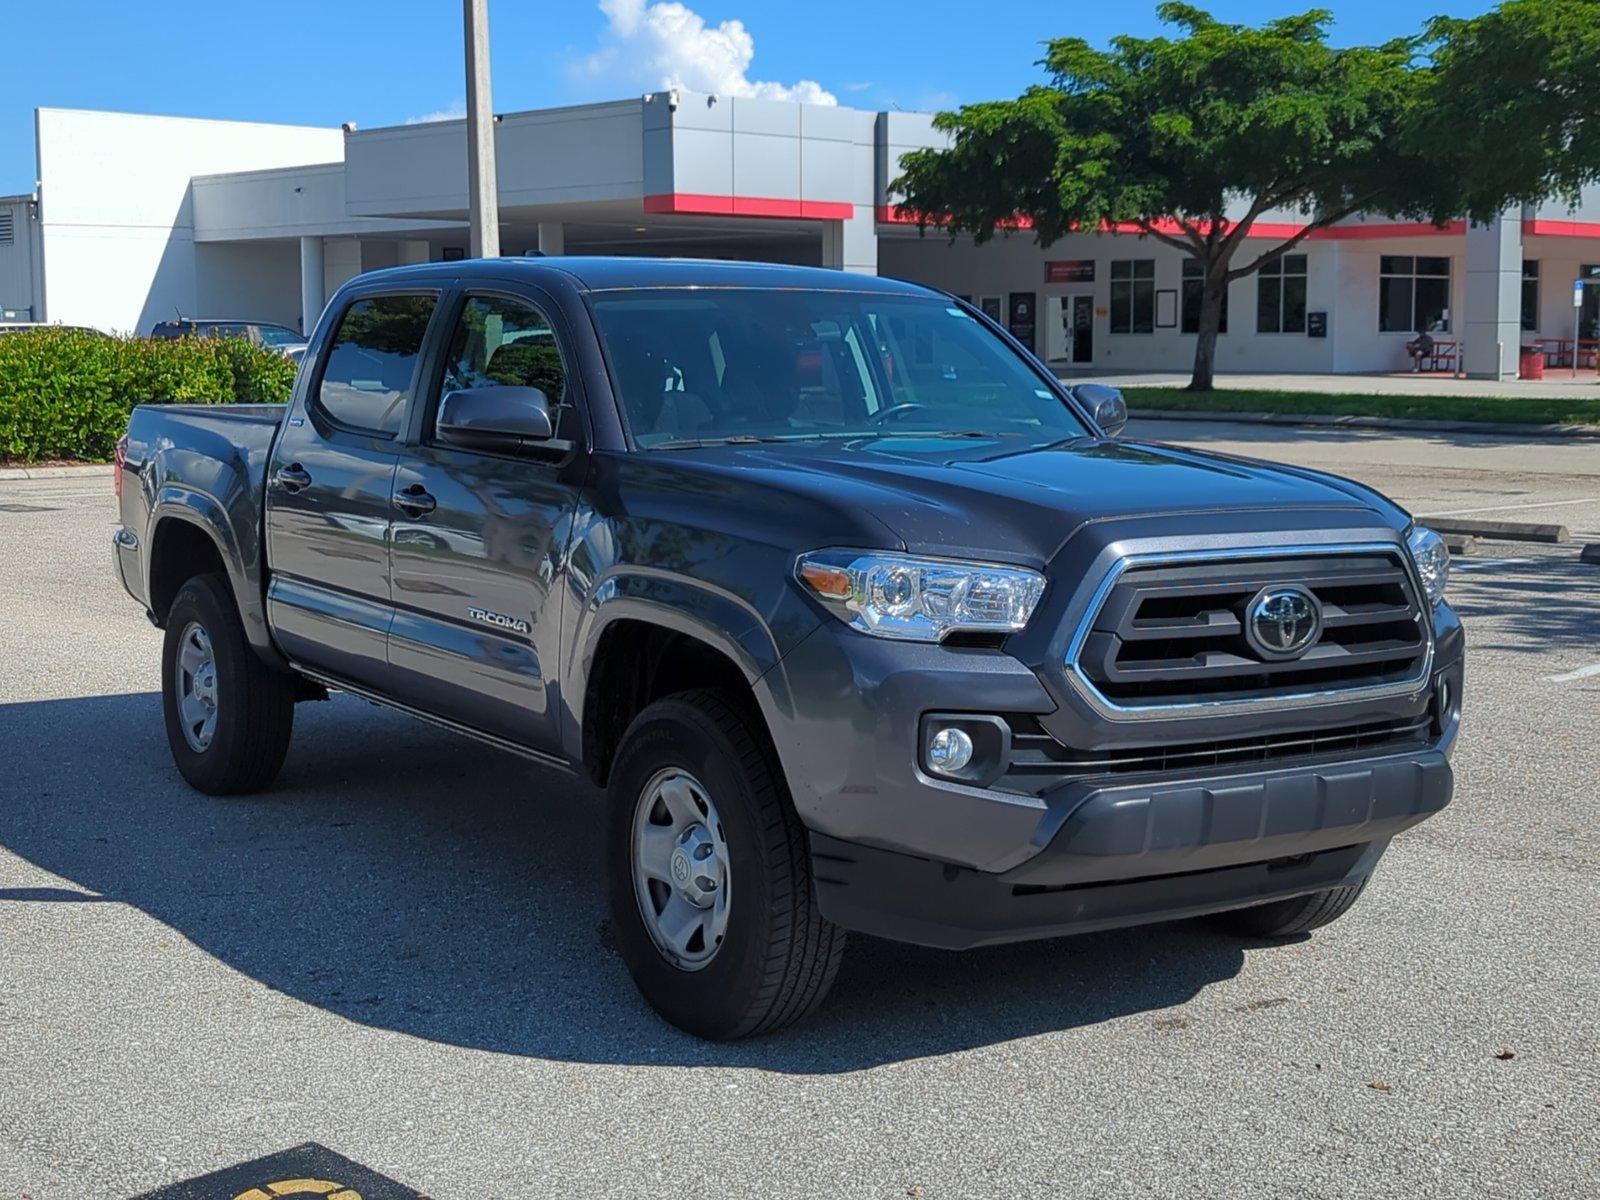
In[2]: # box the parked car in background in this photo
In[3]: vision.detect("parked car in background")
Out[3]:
[0,321,109,337]
[149,318,308,361]
[112,258,1463,1039]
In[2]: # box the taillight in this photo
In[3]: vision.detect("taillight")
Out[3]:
[114,435,128,500]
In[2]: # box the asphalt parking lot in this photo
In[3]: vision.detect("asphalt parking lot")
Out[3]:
[2,420,1597,1199]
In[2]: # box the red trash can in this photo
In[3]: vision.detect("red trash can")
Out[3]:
[1519,346,1545,380]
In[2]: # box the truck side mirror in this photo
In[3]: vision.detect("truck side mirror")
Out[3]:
[1075,383,1128,438]
[436,385,555,453]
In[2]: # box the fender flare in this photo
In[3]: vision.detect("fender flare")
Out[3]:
[148,486,283,667]
[563,568,788,761]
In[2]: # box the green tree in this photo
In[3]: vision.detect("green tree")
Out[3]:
[894,4,1452,391]
[1418,0,1600,220]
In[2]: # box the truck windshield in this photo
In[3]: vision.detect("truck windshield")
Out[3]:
[590,289,1090,448]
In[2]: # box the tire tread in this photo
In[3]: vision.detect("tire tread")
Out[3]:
[1216,880,1368,938]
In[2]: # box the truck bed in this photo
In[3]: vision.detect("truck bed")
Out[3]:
[114,402,288,639]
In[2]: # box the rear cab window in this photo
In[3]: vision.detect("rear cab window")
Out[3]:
[315,295,438,437]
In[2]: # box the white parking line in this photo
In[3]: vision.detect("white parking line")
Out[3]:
[1544,662,1600,684]
[1426,497,1599,517]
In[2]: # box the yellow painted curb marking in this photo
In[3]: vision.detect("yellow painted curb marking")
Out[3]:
[233,1181,360,1200]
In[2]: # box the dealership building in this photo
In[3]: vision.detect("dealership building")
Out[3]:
[4,95,1600,379]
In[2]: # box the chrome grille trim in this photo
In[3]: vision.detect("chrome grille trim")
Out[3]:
[1063,542,1435,722]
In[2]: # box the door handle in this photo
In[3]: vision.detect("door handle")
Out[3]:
[392,483,437,516]
[272,463,312,493]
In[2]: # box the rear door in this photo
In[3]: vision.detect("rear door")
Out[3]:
[265,287,443,691]
[386,287,588,753]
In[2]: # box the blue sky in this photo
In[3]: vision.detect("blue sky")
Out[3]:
[5,0,1497,196]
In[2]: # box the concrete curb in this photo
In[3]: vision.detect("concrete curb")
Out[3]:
[1126,407,1600,440]
[0,463,115,479]
[1426,518,1569,545]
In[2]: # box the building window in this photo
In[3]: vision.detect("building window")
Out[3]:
[1181,260,1227,334]
[1256,255,1307,333]
[1521,261,1539,332]
[1109,260,1155,333]
[1379,255,1451,333]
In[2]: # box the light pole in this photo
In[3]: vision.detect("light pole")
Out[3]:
[463,0,500,258]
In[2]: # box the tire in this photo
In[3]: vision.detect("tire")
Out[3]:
[606,689,845,1039]
[1211,881,1368,938]
[161,572,295,795]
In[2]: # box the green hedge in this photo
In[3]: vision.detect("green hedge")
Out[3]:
[0,329,297,464]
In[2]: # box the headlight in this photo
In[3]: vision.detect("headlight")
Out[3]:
[1406,525,1450,608]
[796,550,1046,642]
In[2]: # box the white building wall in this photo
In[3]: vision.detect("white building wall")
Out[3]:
[344,100,646,219]
[193,242,302,329]
[34,109,344,333]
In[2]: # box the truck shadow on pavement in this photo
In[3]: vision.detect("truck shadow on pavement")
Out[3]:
[1,691,1257,1072]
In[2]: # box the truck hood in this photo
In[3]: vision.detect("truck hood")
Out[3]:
[655,435,1400,564]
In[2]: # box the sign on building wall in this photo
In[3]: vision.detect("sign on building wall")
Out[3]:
[1045,260,1096,284]
[1008,293,1037,352]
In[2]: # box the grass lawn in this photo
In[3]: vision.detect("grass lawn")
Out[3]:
[1122,387,1600,427]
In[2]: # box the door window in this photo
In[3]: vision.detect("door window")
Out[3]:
[316,295,438,436]
[437,295,577,441]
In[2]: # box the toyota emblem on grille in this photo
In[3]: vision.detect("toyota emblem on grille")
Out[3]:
[1245,585,1323,660]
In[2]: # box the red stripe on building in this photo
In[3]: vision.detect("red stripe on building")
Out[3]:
[1314,221,1465,239]
[876,205,1035,229]
[643,193,854,221]
[1525,219,1600,239]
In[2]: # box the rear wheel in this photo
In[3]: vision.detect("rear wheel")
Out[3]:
[1211,881,1368,938]
[606,690,845,1039]
[161,573,294,795]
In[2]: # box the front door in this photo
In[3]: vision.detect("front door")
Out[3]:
[1069,294,1095,364]
[386,289,586,754]
[265,290,441,691]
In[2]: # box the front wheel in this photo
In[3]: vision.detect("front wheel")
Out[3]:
[606,690,845,1039]
[161,573,295,795]
[1211,881,1368,938]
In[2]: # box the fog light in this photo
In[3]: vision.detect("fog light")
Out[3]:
[927,727,975,774]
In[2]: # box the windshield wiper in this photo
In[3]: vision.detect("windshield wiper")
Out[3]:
[648,429,1036,450]
[646,435,788,450]
[866,429,1014,439]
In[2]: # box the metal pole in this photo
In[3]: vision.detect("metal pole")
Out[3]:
[463,0,499,259]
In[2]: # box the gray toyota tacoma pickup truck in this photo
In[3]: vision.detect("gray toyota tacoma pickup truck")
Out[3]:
[113,258,1463,1039]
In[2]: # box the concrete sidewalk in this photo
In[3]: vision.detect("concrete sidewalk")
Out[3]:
[1059,368,1600,399]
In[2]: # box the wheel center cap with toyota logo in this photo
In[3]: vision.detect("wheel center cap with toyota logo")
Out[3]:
[1244,585,1323,660]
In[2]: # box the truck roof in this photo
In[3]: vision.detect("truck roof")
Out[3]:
[353,256,943,296]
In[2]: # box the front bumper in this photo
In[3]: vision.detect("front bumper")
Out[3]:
[810,747,1448,949]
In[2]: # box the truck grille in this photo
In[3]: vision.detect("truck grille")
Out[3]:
[1068,548,1430,713]
[1004,713,1432,785]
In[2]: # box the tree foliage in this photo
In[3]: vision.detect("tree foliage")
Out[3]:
[891,4,1529,389]
[1418,0,1600,220]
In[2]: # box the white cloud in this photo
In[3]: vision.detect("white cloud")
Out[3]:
[580,0,837,106]
[405,101,466,125]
